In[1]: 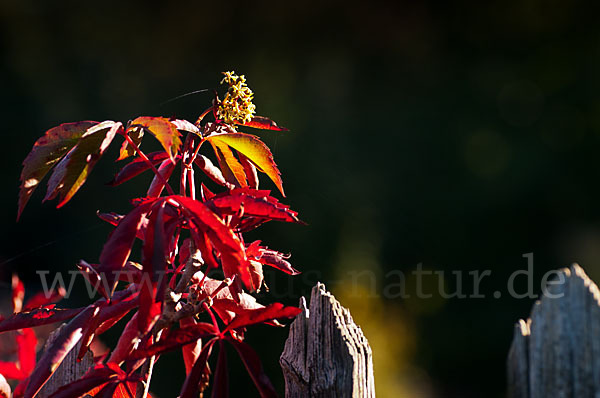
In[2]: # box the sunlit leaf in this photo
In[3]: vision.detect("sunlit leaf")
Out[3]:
[108,151,170,186]
[210,140,247,188]
[129,117,182,161]
[146,159,175,197]
[44,121,121,208]
[128,323,217,360]
[18,121,97,219]
[207,133,284,196]
[0,307,84,333]
[194,155,230,188]
[239,115,288,132]
[224,303,301,332]
[174,196,253,291]
[16,328,37,376]
[117,127,144,161]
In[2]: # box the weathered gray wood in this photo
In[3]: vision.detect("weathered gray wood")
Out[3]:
[280,282,375,398]
[507,264,600,398]
[37,325,94,398]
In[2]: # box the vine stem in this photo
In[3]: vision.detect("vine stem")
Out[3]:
[123,131,176,196]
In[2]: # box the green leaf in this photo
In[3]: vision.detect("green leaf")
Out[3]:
[18,121,98,219]
[44,121,121,208]
[129,116,182,161]
[207,133,284,196]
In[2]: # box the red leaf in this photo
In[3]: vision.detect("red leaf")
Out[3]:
[94,382,119,398]
[246,243,300,275]
[179,317,202,375]
[44,121,121,208]
[108,151,170,186]
[208,192,300,224]
[180,338,216,398]
[138,201,168,332]
[224,303,301,333]
[24,287,66,311]
[108,313,140,364]
[18,121,97,219]
[191,272,266,325]
[77,306,103,360]
[0,307,84,333]
[259,253,299,275]
[24,305,99,398]
[212,341,229,398]
[191,230,219,272]
[128,323,217,360]
[171,119,201,136]
[0,362,27,380]
[239,153,259,190]
[228,339,277,398]
[239,116,288,132]
[97,201,155,295]
[94,289,140,336]
[173,196,253,291]
[137,283,160,336]
[129,117,182,162]
[194,155,230,188]
[16,328,37,375]
[248,261,264,293]
[146,159,175,197]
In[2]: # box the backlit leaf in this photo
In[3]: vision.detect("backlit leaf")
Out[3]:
[44,121,121,208]
[129,117,182,161]
[18,121,97,219]
[224,303,301,332]
[117,127,144,161]
[108,151,170,186]
[210,140,247,188]
[128,323,217,360]
[0,307,83,333]
[97,200,155,295]
[207,133,284,196]
[174,196,253,291]
[239,116,288,132]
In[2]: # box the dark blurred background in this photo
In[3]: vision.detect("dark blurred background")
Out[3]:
[3,1,600,397]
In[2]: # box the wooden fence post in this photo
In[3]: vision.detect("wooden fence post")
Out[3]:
[37,325,94,398]
[280,282,376,398]
[507,264,600,398]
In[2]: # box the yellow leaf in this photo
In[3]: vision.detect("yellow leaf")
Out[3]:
[207,133,284,196]
[129,117,181,161]
[210,140,248,188]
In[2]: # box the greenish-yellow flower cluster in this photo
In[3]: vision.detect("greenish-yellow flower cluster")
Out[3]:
[217,71,256,125]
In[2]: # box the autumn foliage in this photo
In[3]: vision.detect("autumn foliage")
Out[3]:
[3,72,302,397]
